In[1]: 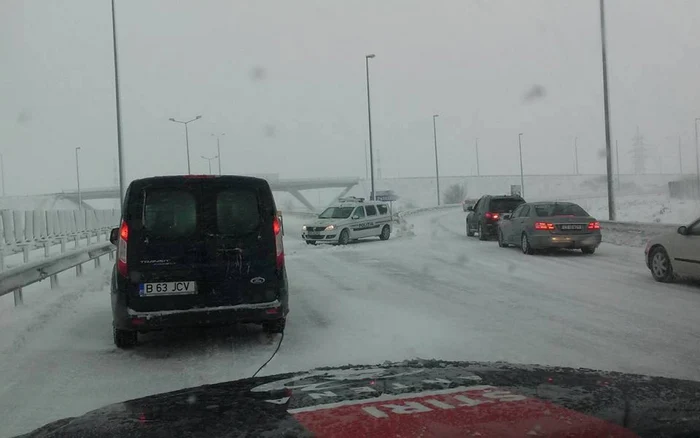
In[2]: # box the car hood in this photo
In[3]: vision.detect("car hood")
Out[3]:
[306,218,342,227]
[16,360,700,438]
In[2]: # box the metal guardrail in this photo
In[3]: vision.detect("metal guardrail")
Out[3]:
[0,242,115,304]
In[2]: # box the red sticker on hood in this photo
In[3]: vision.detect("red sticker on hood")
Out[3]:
[290,385,637,437]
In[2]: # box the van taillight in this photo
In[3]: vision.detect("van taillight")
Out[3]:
[117,221,128,277]
[588,221,601,230]
[273,216,284,270]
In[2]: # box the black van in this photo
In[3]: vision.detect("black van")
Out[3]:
[109,175,288,348]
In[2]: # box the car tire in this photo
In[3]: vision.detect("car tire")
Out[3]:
[650,246,674,283]
[521,233,535,255]
[114,327,137,349]
[581,246,596,255]
[262,318,286,334]
[379,225,391,241]
[478,223,487,241]
[498,229,507,248]
[306,240,316,245]
[338,229,350,245]
[466,220,474,237]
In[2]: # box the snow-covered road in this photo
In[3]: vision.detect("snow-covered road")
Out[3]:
[1,209,699,437]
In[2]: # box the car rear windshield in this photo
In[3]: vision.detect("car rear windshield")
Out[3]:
[533,203,589,217]
[490,198,523,212]
[143,189,197,238]
[216,189,261,235]
[318,207,354,219]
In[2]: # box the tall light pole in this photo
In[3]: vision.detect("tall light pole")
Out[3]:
[211,133,225,175]
[364,140,369,180]
[615,140,621,190]
[201,154,218,175]
[432,114,441,206]
[574,136,579,175]
[695,118,700,195]
[169,115,202,173]
[475,137,481,176]
[110,0,126,203]
[75,147,82,210]
[365,54,376,200]
[0,152,5,196]
[678,135,683,175]
[599,0,616,220]
[518,133,525,198]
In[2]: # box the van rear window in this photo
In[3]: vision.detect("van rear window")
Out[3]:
[217,189,260,235]
[143,190,197,238]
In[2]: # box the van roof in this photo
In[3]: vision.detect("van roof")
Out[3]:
[128,175,270,190]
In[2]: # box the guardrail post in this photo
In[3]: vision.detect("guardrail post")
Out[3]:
[50,274,59,289]
[75,234,80,249]
[108,249,115,261]
[14,289,23,306]
[94,255,101,268]
[86,232,92,245]
[76,263,83,277]
[44,241,50,258]
[61,237,66,253]
[23,246,30,263]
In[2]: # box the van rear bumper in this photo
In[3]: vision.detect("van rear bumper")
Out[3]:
[114,300,287,331]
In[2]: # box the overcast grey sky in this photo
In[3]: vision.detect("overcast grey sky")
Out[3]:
[2,0,700,195]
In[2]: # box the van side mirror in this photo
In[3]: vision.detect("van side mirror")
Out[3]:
[678,226,688,235]
[352,215,359,220]
[467,206,474,212]
[109,228,119,245]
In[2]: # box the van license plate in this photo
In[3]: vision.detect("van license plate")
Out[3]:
[139,281,197,296]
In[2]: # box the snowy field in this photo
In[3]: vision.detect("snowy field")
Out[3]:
[1,209,699,437]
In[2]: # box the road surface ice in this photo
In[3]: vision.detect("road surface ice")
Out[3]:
[1,209,699,437]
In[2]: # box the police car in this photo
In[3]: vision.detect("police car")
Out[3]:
[302,197,393,245]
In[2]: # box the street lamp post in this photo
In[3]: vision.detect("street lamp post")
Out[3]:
[211,133,225,175]
[518,133,525,197]
[695,118,700,195]
[678,135,683,175]
[201,155,218,175]
[169,115,202,173]
[615,140,621,190]
[475,137,480,176]
[432,114,441,206]
[365,54,376,200]
[574,136,579,175]
[599,0,616,220]
[0,152,5,196]
[110,0,126,203]
[75,147,82,210]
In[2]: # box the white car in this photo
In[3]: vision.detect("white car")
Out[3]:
[302,197,393,245]
[645,218,700,282]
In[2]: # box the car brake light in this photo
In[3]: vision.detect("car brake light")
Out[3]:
[273,216,284,270]
[588,221,601,230]
[485,212,499,220]
[534,222,555,230]
[117,220,128,277]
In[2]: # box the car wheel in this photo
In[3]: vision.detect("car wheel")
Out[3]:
[498,229,507,248]
[521,233,534,255]
[466,220,474,237]
[478,223,487,241]
[262,318,286,334]
[379,225,391,241]
[581,246,596,255]
[650,247,674,282]
[338,229,350,245]
[114,327,137,349]
[306,240,316,245]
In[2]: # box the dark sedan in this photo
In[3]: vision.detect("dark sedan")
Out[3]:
[497,201,602,254]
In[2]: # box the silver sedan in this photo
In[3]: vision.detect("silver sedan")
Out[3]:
[497,202,602,254]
